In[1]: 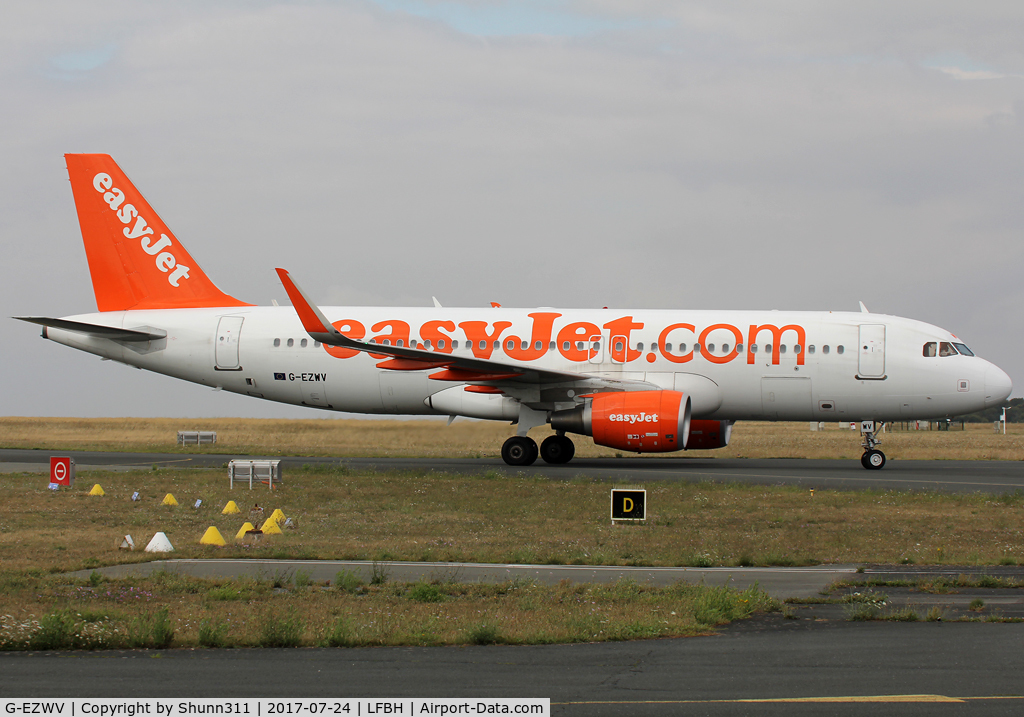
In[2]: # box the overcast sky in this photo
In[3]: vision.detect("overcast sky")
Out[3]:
[3,1,1021,418]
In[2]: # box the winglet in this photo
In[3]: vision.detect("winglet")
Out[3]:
[859,301,870,313]
[275,268,339,339]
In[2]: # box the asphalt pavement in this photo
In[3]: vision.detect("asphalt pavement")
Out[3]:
[2,621,1023,715]
[65,559,860,599]
[3,449,1023,494]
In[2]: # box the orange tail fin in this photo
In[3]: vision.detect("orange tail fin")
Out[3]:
[65,154,252,311]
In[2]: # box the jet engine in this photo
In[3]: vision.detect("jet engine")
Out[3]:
[684,419,733,450]
[549,390,691,453]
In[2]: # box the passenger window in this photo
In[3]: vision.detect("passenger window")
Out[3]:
[287,338,294,347]
[437,339,446,349]
[652,343,658,352]
[665,343,672,352]
[397,339,404,347]
[765,343,772,354]
[314,341,321,348]
[707,343,715,353]
[300,338,307,348]
[506,340,515,350]
[273,338,280,347]
[779,345,787,354]
[410,340,418,348]
[562,341,570,351]
[750,344,757,353]
[794,344,802,354]
[939,342,957,357]
[576,341,584,351]
[592,341,601,352]
[637,342,644,352]
[549,341,555,350]
[493,341,499,350]
[424,340,432,349]
[679,343,687,353]
[614,340,624,352]
[823,345,830,354]
[535,340,543,351]
[521,341,528,350]
[837,345,844,355]
[722,343,730,353]
[808,345,815,354]
[694,344,701,353]
[452,340,458,349]
[736,343,743,353]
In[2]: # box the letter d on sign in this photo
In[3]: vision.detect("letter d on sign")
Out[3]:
[611,488,646,522]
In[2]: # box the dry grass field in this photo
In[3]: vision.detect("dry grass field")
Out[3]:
[0,417,1020,649]
[0,467,790,650]
[2,455,1022,648]
[1,416,1021,461]
[3,465,1023,575]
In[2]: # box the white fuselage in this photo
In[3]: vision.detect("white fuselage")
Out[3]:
[44,306,1010,423]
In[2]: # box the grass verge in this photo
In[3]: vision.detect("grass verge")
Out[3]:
[0,573,777,650]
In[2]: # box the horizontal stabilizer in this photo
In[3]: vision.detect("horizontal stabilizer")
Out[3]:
[14,317,166,342]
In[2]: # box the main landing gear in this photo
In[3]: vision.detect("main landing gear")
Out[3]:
[501,433,576,466]
[859,421,886,470]
[501,436,537,466]
[540,434,575,464]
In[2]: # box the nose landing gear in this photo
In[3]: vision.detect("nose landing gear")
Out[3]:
[859,421,886,470]
[861,449,886,470]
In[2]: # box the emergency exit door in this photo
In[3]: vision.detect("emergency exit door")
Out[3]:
[215,316,244,370]
[858,324,886,378]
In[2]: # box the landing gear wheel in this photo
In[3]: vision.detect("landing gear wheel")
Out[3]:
[861,449,886,470]
[502,436,538,466]
[540,435,575,464]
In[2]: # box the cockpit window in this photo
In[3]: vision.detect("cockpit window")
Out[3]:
[923,342,936,357]
[952,342,974,357]
[939,342,957,357]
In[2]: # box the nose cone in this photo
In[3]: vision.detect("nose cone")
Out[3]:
[985,364,1013,408]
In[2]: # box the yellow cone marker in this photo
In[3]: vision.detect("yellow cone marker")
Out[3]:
[199,526,227,546]
[162,493,178,506]
[88,484,105,496]
[269,508,286,523]
[235,522,255,540]
[261,517,282,535]
[222,500,240,515]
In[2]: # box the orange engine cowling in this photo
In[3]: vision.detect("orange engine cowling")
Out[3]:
[549,390,692,453]
[685,420,733,450]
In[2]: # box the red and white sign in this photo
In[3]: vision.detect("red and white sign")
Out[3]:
[50,456,74,486]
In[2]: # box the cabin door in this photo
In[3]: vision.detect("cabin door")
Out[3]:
[858,324,886,378]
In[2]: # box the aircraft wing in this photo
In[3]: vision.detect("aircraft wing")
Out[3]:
[275,268,650,393]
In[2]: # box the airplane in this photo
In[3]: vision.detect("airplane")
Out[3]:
[16,154,1014,470]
